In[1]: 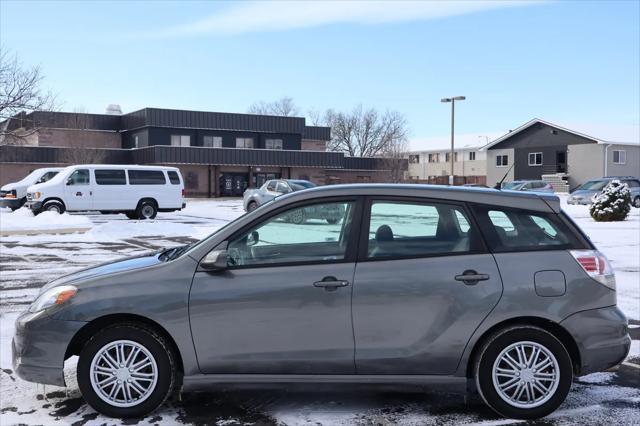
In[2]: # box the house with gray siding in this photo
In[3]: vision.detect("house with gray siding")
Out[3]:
[485,119,639,190]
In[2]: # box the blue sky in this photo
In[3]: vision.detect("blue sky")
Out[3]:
[1,0,639,149]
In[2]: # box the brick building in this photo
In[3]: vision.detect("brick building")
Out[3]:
[0,108,405,197]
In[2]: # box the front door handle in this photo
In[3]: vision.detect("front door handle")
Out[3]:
[313,276,349,291]
[75,191,82,196]
[455,270,490,285]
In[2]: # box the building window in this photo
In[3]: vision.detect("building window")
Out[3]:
[528,152,543,166]
[265,138,283,150]
[469,151,476,161]
[408,154,420,164]
[203,136,222,148]
[613,150,626,164]
[496,154,509,167]
[428,153,439,163]
[445,152,458,162]
[236,137,254,148]
[171,135,190,147]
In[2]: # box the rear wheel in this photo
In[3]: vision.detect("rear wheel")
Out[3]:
[475,326,573,420]
[77,324,176,418]
[633,196,640,208]
[42,200,65,214]
[289,208,306,225]
[136,200,158,220]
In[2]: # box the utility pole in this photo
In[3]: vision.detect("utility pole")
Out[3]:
[440,96,466,185]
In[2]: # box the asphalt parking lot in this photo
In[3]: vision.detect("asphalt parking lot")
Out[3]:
[1,208,639,425]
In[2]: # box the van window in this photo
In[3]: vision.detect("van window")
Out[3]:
[128,170,166,185]
[36,171,59,184]
[67,169,90,186]
[95,169,126,185]
[167,171,181,185]
[473,205,585,252]
[366,201,482,259]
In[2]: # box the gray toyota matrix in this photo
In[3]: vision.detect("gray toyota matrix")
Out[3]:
[12,184,630,420]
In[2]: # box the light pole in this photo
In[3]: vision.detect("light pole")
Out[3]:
[441,96,466,185]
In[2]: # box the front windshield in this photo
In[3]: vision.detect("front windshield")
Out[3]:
[503,182,523,190]
[35,171,59,184]
[578,180,608,191]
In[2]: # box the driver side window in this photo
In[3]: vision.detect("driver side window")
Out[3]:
[67,169,90,185]
[227,201,355,267]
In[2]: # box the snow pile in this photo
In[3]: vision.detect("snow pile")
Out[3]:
[88,220,201,240]
[589,180,632,221]
[0,208,92,232]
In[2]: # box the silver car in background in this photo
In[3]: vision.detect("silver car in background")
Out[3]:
[243,179,315,212]
[502,180,555,193]
[568,176,640,207]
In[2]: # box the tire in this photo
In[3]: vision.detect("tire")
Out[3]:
[326,217,340,225]
[474,325,573,420]
[289,208,306,225]
[77,323,177,418]
[42,200,65,214]
[247,201,258,212]
[136,200,158,220]
[633,196,640,208]
[125,212,138,220]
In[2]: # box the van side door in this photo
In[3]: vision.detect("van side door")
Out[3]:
[351,197,503,375]
[63,169,94,211]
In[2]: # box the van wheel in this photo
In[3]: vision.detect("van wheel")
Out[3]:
[77,323,177,418]
[136,201,158,220]
[633,196,640,208]
[474,326,573,420]
[42,200,65,214]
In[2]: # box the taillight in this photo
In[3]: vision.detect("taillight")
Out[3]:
[182,189,185,198]
[570,250,616,290]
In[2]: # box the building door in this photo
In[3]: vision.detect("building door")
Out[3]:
[556,151,567,173]
[232,174,247,196]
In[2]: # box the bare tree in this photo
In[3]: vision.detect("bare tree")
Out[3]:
[61,147,106,165]
[0,48,56,145]
[320,105,409,158]
[248,96,300,117]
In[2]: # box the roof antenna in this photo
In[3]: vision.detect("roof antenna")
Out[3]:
[494,163,515,190]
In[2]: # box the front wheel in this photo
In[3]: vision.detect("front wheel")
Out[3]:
[633,196,640,208]
[77,324,177,418]
[42,200,65,214]
[247,201,258,212]
[475,326,573,420]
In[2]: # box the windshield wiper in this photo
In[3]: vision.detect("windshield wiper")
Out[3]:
[160,243,193,262]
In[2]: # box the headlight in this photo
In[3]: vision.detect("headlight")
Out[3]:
[33,192,42,199]
[29,285,77,313]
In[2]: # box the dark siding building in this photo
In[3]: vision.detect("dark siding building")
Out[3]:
[0,108,404,197]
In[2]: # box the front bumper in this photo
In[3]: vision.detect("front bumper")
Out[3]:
[0,197,24,209]
[24,200,43,212]
[12,310,86,387]
[561,305,631,376]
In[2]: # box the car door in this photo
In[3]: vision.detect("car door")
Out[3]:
[63,168,93,211]
[352,197,503,375]
[189,197,362,374]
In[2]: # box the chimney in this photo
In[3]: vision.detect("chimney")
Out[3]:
[105,104,122,115]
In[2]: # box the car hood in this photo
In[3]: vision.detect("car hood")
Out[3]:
[40,252,162,293]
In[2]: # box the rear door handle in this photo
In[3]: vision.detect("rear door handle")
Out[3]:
[313,276,349,291]
[455,270,490,285]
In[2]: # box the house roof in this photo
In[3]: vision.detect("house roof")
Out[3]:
[484,118,605,150]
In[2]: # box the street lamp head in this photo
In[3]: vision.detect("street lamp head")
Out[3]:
[452,96,466,101]
[440,98,452,103]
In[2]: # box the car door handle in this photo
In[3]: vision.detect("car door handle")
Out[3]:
[455,270,490,285]
[313,276,349,291]
[75,191,82,196]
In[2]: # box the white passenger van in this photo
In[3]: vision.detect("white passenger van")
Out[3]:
[0,167,63,210]
[25,165,185,219]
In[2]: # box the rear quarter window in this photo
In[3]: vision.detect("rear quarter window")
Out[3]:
[167,171,181,185]
[128,170,166,185]
[473,205,587,252]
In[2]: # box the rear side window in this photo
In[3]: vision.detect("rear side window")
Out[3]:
[366,200,483,259]
[167,171,181,185]
[472,205,586,252]
[128,170,166,185]
[95,169,126,185]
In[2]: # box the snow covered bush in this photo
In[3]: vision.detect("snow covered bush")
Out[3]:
[589,180,631,222]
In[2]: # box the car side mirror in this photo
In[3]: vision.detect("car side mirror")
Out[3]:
[246,231,259,246]
[66,179,72,186]
[200,250,228,271]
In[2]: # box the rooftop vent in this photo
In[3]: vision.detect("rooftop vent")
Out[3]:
[105,104,122,115]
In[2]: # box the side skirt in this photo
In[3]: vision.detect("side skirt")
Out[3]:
[182,374,468,393]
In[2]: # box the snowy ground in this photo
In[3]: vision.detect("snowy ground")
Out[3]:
[1,196,638,425]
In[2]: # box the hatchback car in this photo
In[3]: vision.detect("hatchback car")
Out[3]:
[13,184,630,420]
[502,180,554,193]
[568,177,640,207]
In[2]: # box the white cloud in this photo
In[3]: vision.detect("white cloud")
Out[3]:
[157,0,542,38]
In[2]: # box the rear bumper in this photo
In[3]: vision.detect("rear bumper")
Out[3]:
[0,197,24,209]
[561,305,631,376]
[12,310,86,387]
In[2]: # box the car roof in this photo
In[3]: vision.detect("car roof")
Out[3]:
[62,164,180,171]
[276,184,561,213]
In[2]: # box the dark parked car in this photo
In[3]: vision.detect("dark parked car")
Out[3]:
[13,184,629,420]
